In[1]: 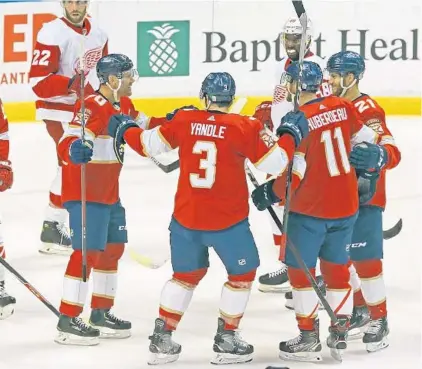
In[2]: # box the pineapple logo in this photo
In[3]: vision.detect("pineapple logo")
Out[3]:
[137,20,190,77]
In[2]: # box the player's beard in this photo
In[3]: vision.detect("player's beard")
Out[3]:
[64,8,87,26]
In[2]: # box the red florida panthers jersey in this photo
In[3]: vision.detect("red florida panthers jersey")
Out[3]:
[287,96,379,219]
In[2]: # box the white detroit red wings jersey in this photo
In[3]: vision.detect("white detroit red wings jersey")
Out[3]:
[29,17,108,123]
[271,52,331,130]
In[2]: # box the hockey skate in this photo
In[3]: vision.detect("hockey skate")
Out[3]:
[55,314,100,346]
[348,305,370,340]
[279,327,322,362]
[211,317,254,365]
[258,263,290,293]
[39,220,72,256]
[89,308,131,339]
[326,317,349,362]
[0,281,16,319]
[284,275,326,310]
[363,317,389,353]
[148,318,182,365]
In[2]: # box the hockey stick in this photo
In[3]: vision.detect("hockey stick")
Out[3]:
[281,1,308,239]
[129,97,248,269]
[0,257,60,317]
[245,167,338,324]
[149,155,180,174]
[80,28,88,282]
[383,218,402,240]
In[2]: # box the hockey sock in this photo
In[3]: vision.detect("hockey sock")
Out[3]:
[159,268,207,330]
[60,249,100,317]
[91,243,124,310]
[0,245,5,281]
[321,260,352,325]
[349,262,366,307]
[288,267,318,330]
[48,167,64,209]
[353,260,387,319]
[219,270,255,330]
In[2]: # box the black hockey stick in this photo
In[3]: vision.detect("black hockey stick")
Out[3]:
[149,156,180,173]
[0,257,60,317]
[245,167,339,324]
[383,218,402,240]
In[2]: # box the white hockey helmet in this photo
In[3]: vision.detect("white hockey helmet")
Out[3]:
[281,17,313,60]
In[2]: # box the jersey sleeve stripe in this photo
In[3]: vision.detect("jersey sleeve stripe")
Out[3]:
[254,145,289,176]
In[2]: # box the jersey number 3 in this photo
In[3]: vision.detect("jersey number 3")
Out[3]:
[190,141,217,189]
[321,127,351,177]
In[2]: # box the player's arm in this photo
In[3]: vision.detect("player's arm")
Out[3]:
[0,100,13,192]
[126,99,168,130]
[58,99,102,165]
[108,114,178,158]
[29,26,71,98]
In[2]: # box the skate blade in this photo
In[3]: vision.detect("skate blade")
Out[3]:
[148,352,179,365]
[95,325,131,339]
[330,348,345,362]
[258,283,291,293]
[279,350,322,362]
[39,243,72,256]
[211,352,253,365]
[54,332,100,346]
[0,303,15,320]
[366,337,389,353]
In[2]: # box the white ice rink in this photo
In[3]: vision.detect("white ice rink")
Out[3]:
[0,117,421,369]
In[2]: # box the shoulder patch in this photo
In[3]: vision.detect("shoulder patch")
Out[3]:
[365,118,384,134]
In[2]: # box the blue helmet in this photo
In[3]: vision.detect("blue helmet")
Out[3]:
[285,61,323,92]
[326,51,365,80]
[96,54,137,84]
[199,72,236,103]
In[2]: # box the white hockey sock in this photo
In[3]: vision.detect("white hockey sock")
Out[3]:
[44,205,68,223]
[349,263,362,292]
[326,286,353,316]
[159,279,194,318]
[62,275,89,307]
[219,282,252,326]
[293,287,319,318]
[0,245,5,281]
[92,270,117,302]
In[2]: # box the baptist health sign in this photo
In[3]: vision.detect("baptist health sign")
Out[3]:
[0,0,420,122]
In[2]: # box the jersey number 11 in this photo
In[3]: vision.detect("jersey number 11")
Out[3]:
[321,127,351,177]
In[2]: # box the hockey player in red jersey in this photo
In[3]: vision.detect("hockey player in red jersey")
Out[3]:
[326,51,401,352]
[259,16,332,293]
[54,54,163,346]
[251,61,385,362]
[29,0,108,255]
[107,72,309,365]
[0,99,15,320]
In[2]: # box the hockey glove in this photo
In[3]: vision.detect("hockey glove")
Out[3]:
[68,73,95,99]
[349,142,387,171]
[276,111,309,148]
[357,169,380,205]
[251,179,281,211]
[166,105,198,120]
[69,139,93,164]
[253,101,274,131]
[108,114,139,164]
[0,160,13,192]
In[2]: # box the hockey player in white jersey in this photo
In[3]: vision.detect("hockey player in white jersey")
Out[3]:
[258,16,331,293]
[29,0,108,256]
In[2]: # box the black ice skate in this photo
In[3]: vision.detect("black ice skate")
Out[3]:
[279,328,322,362]
[258,263,290,293]
[39,220,72,255]
[0,281,16,320]
[363,317,389,353]
[348,305,370,340]
[55,314,100,346]
[326,317,349,362]
[211,317,254,365]
[90,308,131,339]
[284,275,326,310]
[148,318,182,365]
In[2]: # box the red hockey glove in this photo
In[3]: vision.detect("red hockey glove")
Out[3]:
[68,73,95,99]
[0,160,13,192]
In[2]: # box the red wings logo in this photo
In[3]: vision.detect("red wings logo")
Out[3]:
[74,47,103,74]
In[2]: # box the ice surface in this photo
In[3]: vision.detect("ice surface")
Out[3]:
[0,117,420,369]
